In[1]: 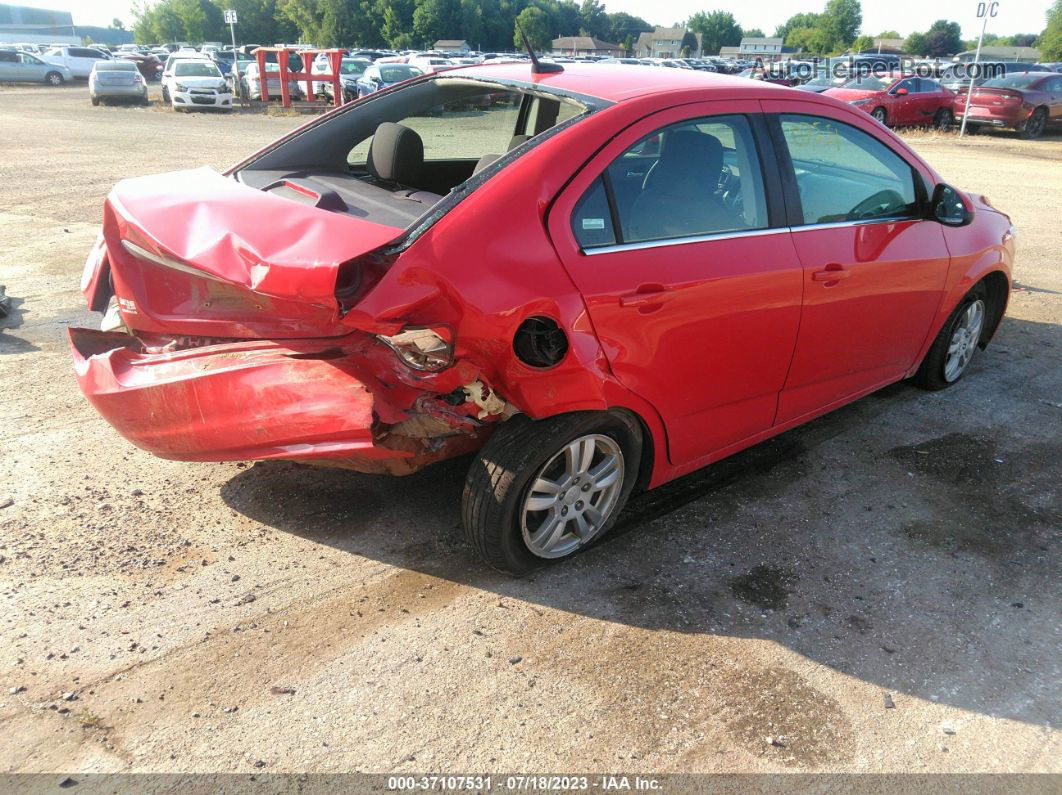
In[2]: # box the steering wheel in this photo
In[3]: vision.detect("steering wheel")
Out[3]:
[848,189,907,221]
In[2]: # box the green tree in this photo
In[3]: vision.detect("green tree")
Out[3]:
[904,31,929,55]
[820,0,862,51]
[681,29,698,56]
[605,11,651,45]
[111,18,126,30]
[922,19,962,57]
[413,0,459,48]
[742,27,764,38]
[459,0,484,48]
[378,0,415,47]
[687,10,741,56]
[1039,0,1062,60]
[787,25,832,54]
[514,5,552,51]
[579,0,608,40]
[851,34,873,52]
[774,12,820,42]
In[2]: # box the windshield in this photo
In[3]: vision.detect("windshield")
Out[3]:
[213,51,234,61]
[842,75,891,91]
[982,74,1043,89]
[379,65,420,82]
[174,61,221,77]
[97,61,136,71]
[341,59,370,75]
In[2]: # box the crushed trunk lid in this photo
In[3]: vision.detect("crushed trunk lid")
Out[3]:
[96,167,401,338]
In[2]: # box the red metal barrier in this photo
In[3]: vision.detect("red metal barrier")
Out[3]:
[252,47,346,107]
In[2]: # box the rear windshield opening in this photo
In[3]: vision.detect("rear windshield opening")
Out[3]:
[236,77,592,231]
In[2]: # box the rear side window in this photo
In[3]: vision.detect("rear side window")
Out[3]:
[572,177,616,248]
[571,114,768,248]
[779,114,918,225]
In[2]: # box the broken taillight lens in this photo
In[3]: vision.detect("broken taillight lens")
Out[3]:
[377,326,454,372]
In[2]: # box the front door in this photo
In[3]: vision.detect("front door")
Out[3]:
[766,107,950,423]
[548,102,803,466]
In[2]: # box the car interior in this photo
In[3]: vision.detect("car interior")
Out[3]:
[236,77,592,229]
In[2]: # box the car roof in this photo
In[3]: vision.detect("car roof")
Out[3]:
[440,61,791,102]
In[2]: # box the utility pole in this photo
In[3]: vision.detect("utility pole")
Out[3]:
[224,8,239,99]
[960,1,1000,137]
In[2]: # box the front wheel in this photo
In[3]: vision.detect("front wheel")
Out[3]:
[913,284,987,390]
[462,412,642,573]
[45,71,63,86]
[90,96,99,106]
[871,107,888,125]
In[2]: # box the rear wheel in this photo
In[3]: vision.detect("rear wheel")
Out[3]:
[933,107,953,130]
[462,412,642,573]
[1020,107,1047,140]
[45,71,63,86]
[871,107,888,125]
[913,284,987,390]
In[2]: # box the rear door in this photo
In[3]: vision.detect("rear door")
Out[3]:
[547,101,803,466]
[764,103,950,423]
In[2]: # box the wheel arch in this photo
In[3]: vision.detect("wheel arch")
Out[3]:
[978,269,1010,347]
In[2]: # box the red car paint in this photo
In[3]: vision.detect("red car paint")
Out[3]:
[72,63,1014,490]
[954,72,1062,133]
[824,75,955,127]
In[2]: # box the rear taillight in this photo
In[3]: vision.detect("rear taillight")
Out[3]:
[377,326,454,371]
[335,249,394,312]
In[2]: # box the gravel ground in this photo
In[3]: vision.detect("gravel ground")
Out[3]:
[0,82,1059,775]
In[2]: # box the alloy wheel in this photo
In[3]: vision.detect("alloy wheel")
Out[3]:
[944,299,984,382]
[1023,109,1046,139]
[872,108,887,124]
[520,433,625,559]
[48,73,62,86]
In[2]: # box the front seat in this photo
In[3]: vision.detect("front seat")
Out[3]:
[628,129,741,242]
[366,122,443,205]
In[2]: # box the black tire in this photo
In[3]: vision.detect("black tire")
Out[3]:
[45,71,63,86]
[462,411,642,574]
[933,107,953,130]
[871,107,888,125]
[1020,107,1047,140]
[912,283,987,391]
[90,96,99,106]
[161,86,169,103]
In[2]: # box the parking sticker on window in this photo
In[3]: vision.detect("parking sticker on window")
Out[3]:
[582,218,605,230]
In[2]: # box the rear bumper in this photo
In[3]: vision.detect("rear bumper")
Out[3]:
[92,84,147,99]
[69,327,407,466]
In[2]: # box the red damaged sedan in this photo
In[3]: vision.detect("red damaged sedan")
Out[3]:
[72,63,1014,572]
[955,71,1062,138]
[825,73,956,128]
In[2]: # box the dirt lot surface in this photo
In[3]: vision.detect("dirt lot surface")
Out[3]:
[0,83,1059,775]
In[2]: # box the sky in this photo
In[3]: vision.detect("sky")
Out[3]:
[43,0,1056,40]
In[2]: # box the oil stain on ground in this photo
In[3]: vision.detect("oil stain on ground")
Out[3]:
[729,565,795,610]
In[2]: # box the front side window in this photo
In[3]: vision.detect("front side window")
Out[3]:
[572,115,768,248]
[779,114,918,225]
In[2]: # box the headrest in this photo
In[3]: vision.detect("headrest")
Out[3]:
[647,130,723,189]
[473,153,501,175]
[367,122,423,185]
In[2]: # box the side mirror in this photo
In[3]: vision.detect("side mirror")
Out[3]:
[894,87,909,96]
[931,183,974,227]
